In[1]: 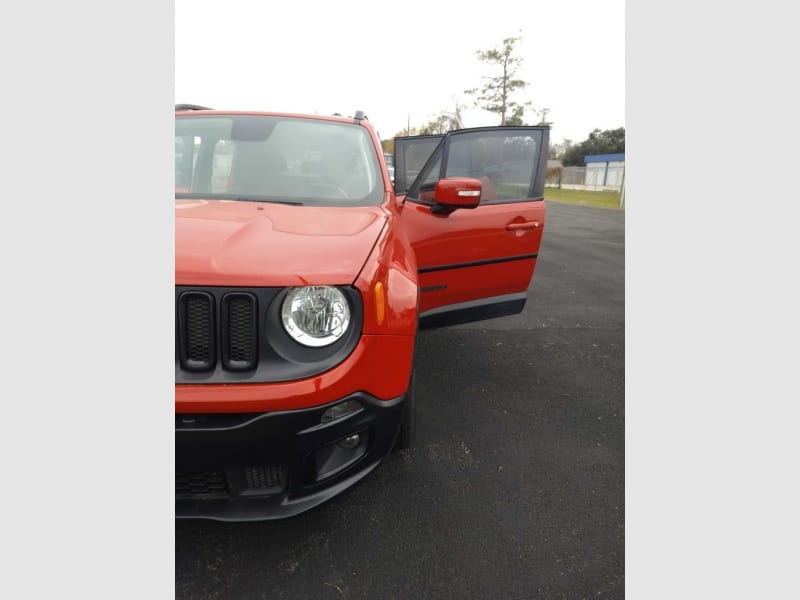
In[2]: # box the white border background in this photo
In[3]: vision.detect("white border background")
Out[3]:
[2,0,798,597]
[627,1,799,597]
[2,0,174,596]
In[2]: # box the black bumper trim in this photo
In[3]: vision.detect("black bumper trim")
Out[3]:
[175,392,405,521]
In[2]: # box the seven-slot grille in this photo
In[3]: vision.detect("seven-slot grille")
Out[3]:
[178,291,258,372]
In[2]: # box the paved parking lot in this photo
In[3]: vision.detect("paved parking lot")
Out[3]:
[176,200,625,599]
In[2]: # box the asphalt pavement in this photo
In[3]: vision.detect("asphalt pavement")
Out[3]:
[176,200,625,599]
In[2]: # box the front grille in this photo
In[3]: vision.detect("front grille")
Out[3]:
[222,293,258,370]
[177,290,258,373]
[178,292,216,371]
[175,285,360,384]
[176,468,229,498]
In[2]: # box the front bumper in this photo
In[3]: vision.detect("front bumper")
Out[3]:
[175,392,405,521]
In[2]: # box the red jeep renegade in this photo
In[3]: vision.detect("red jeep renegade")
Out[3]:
[175,106,548,520]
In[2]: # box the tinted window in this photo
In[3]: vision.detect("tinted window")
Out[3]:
[443,130,538,202]
[393,135,443,195]
[406,129,543,204]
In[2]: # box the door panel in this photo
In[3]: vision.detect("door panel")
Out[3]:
[398,127,549,327]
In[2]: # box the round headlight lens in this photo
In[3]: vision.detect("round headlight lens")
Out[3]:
[281,286,351,347]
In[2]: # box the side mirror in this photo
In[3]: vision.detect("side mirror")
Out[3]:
[431,177,482,215]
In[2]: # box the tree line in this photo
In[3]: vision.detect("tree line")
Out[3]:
[552,128,625,166]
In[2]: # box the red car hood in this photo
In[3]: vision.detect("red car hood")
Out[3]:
[175,200,387,286]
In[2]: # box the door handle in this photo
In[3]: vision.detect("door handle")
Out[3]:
[506,221,540,231]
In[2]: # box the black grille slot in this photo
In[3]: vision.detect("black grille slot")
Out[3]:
[178,292,216,371]
[221,293,258,371]
[244,464,287,495]
[176,468,229,498]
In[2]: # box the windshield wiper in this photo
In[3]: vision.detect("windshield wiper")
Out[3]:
[235,197,303,206]
[175,193,304,206]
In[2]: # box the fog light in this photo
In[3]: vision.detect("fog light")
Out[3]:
[337,433,360,450]
[321,400,362,424]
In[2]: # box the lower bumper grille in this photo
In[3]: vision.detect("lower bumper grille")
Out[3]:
[244,464,287,494]
[176,468,228,498]
[175,465,287,499]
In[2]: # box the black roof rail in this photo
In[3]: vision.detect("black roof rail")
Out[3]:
[175,104,213,111]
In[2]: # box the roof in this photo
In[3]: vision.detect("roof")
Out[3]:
[174,106,371,127]
[584,153,625,164]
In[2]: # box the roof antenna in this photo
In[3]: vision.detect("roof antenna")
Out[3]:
[354,110,367,121]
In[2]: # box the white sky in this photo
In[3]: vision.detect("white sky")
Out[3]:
[175,0,624,145]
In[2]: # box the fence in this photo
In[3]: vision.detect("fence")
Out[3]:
[546,166,624,192]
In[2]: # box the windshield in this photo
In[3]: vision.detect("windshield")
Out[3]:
[175,115,384,206]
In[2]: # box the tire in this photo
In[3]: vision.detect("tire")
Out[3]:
[393,371,416,451]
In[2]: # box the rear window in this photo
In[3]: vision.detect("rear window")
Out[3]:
[175,115,384,207]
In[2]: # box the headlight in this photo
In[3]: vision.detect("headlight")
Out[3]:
[281,286,351,347]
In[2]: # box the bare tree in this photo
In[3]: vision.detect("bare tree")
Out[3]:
[465,35,532,126]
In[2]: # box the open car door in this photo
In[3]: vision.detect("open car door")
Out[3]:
[396,126,549,329]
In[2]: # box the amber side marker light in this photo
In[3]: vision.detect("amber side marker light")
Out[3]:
[374,281,386,325]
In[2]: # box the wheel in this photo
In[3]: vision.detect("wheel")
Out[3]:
[393,371,416,451]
